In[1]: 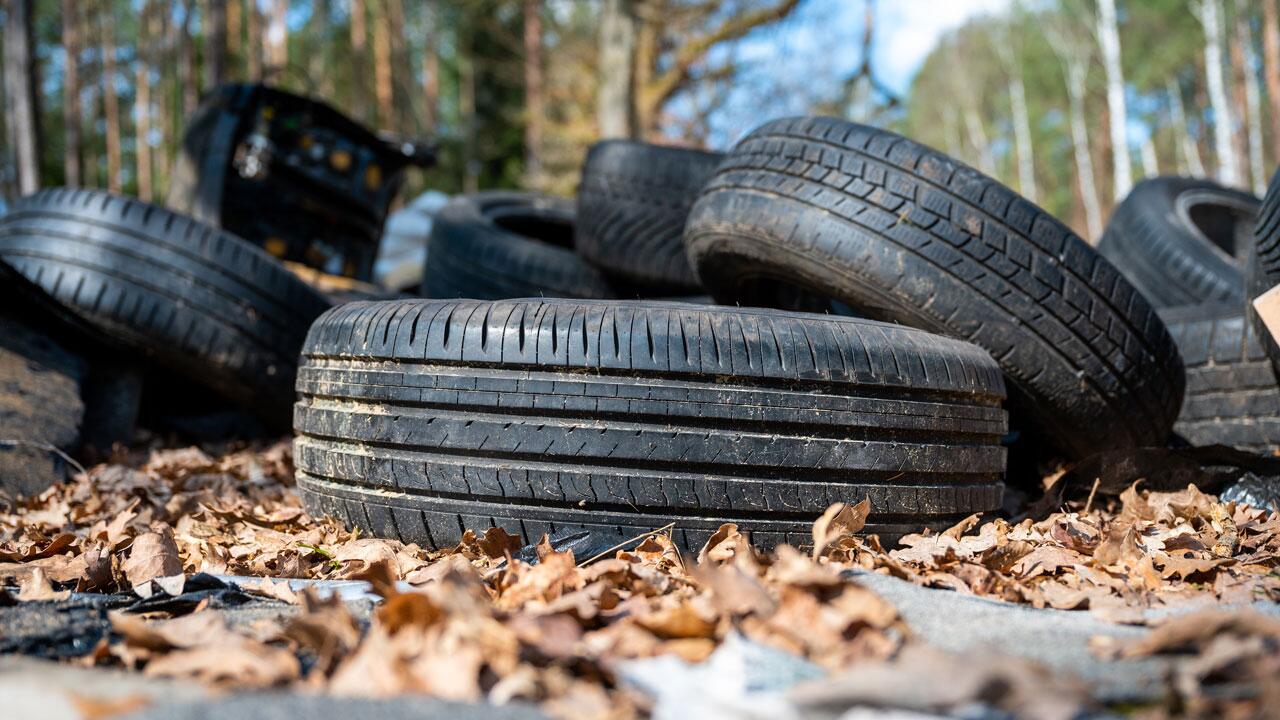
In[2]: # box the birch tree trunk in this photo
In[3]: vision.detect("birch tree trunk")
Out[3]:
[1140,133,1159,178]
[1237,0,1266,195]
[205,0,227,88]
[964,109,997,177]
[247,0,263,79]
[1199,0,1240,186]
[4,0,42,194]
[135,1,154,201]
[62,0,82,187]
[1263,0,1280,163]
[1066,62,1103,240]
[524,0,545,186]
[1167,78,1207,176]
[598,0,638,139]
[101,0,123,193]
[1097,0,1131,200]
[1008,72,1036,202]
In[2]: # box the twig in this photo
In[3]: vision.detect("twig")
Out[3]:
[577,522,677,568]
[1083,477,1101,515]
[0,439,88,478]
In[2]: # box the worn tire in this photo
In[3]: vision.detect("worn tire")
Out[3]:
[575,141,721,293]
[684,117,1185,459]
[1098,177,1259,307]
[293,298,1008,550]
[1249,169,1280,383]
[422,192,615,300]
[1161,303,1280,455]
[0,188,332,425]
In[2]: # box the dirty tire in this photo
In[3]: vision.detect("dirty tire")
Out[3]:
[0,188,332,424]
[422,192,615,300]
[1160,303,1280,454]
[0,317,85,499]
[684,116,1185,459]
[575,140,722,293]
[293,298,1008,551]
[1098,177,1258,307]
[1248,169,1280,382]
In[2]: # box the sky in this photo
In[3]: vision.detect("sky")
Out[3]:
[700,0,1014,146]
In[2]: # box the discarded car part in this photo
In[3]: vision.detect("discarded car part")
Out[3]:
[293,298,1008,550]
[1248,169,1280,382]
[284,261,403,305]
[684,116,1185,459]
[1098,177,1258,307]
[1160,303,1280,454]
[0,316,85,499]
[166,83,434,281]
[575,140,721,293]
[0,188,331,427]
[421,192,616,300]
[376,191,448,291]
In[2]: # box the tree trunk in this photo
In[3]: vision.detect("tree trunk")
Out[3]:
[1168,77,1207,176]
[460,26,478,193]
[135,1,154,201]
[1228,4,1250,186]
[524,0,544,186]
[1263,0,1280,163]
[205,0,227,88]
[227,0,241,63]
[372,0,394,129]
[4,0,42,194]
[101,0,122,193]
[1238,0,1266,195]
[1096,0,1131,200]
[420,2,438,131]
[1200,0,1240,186]
[307,0,333,99]
[179,0,198,117]
[1140,132,1159,178]
[598,0,638,139]
[1009,72,1036,203]
[1067,62,1104,241]
[62,0,82,186]
[154,4,171,197]
[266,0,288,78]
[350,0,370,124]
[246,0,263,79]
[963,109,996,177]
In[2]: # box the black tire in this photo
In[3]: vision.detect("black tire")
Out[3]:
[575,141,721,293]
[0,188,332,425]
[422,192,615,300]
[1161,303,1280,455]
[1249,169,1280,382]
[293,298,1008,550]
[1098,177,1259,307]
[683,116,1185,459]
[0,316,85,499]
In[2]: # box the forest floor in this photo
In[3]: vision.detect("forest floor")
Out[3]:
[1,440,1278,719]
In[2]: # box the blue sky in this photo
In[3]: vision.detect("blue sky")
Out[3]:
[699,0,1014,146]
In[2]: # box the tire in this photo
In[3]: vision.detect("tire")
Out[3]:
[684,116,1185,459]
[0,316,85,499]
[422,192,615,300]
[0,188,332,425]
[575,141,721,293]
[1097,177,1259,307]
[1161,303,1280,455]
[293,298,1008,550]
[1248,169,1280,382]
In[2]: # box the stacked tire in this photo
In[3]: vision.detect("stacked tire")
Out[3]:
[304,118,1201,550]
[0,188,331,496]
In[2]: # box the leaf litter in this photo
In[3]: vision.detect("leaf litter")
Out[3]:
[0,441,1278,718]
